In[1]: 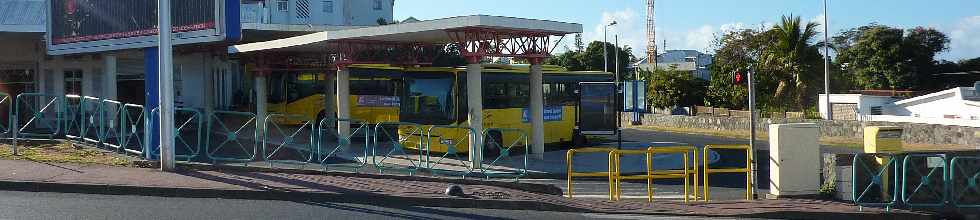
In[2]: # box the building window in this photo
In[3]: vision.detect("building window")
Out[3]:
[373,0,382,10]
[322,1,333,13]
[277,0,288,12]
[869,106,883,115]
[296,0,310,19]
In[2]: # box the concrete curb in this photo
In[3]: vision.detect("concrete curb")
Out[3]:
[0,179,586,213]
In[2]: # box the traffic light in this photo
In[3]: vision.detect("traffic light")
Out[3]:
[733,71,746,85]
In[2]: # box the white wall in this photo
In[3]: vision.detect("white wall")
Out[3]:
[818,94,898,120]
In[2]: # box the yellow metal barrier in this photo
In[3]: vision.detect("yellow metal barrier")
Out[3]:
[702,144,753,201]
[610,146,698,203]
[565,147,617,200]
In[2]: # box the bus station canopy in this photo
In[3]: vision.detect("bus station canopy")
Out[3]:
[228,15,583,54]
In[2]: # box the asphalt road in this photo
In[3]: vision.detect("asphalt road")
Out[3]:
[0,191,749,220]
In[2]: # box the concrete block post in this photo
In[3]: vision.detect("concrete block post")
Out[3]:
[104,54,117,100]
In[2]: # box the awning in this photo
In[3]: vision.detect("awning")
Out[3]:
[228,15,583,54]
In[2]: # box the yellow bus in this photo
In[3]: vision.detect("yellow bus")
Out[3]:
[267,64,613,153]
[267,64,402,126]
[398,64,613,154]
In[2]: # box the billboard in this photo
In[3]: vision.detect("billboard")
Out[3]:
[47,0,241,55]
[579,82,619,135]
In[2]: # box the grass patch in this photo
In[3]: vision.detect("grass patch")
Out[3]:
[0,141,133,166]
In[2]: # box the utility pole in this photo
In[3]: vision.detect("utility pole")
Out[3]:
[604,21,617,73]
[823,0,833,120]
[158,0,176,171]
[748,66,758,199]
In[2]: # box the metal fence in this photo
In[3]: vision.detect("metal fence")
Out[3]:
[853,153,980,210]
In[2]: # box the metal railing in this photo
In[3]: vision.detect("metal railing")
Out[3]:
[425,125,477,178]
[148,107,204,161]
[372,121,425,175]
[609,146,697,203]
[702,145,753,201]
[14,93,63,140]
[317,118,371,172]
[901,153,948,207]
[565,147,617,200]
[852,153,900,211]
[0,92,9,138]
[479,128,529,181]
[263,114,316,167]
[206,110,258,163]
[950,156,980,208]
[121,104,145,155]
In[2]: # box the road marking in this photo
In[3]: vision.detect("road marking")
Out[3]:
[580,213,748,220]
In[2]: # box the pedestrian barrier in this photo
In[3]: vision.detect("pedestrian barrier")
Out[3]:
[0,92,10,138]
[901,153,948,207]
[852,153,901,210]
[148,108,204,161]
[950,156,980,208]
[64,95,103,145]
[206,110,258,163]
[609,146,696,203]
[609,148,654,202]
[702,145,753,201]
[121,104,145,155]
[14,93,63,140]
[317,118,371,172]
[425,125,477,178]
[479,128,528,181]
[372,121,425,175]
[100,100,125,152]
[263,114,315,167]
[565,147,617,200]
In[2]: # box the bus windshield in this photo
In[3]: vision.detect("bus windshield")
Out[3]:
[400,72,455,125]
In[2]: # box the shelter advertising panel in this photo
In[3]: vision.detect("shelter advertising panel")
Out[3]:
[579,82,618,135]
[47,0,241,55]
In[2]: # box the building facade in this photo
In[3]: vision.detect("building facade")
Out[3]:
[633,50,713,81]
[0,0,393,113]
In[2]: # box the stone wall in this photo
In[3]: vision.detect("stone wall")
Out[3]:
[625,113,980,147]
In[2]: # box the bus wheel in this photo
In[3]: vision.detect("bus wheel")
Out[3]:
[483,131,503,158]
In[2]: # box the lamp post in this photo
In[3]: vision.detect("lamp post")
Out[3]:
[823,0,833,120]
[603,21,617,73]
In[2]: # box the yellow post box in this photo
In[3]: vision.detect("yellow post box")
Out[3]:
[864,126,903,154]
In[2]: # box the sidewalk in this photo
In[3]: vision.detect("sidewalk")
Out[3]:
[0,159,932,219]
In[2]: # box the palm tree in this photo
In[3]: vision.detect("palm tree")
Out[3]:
[762,15,821,109]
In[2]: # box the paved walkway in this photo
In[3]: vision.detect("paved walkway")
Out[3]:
[0,159,931,219]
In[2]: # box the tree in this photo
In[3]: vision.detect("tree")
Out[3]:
[706,27,769,109]
[547,41,634,72]
[646,67,707,109]
[759,15,822,110]
[834,24,950,91]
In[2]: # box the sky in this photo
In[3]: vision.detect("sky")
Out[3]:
[394,0,980,61]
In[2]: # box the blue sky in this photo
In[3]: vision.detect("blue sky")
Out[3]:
[394,0,980,61]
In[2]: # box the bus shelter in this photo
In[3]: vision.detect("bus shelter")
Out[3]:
[229,15,582,166]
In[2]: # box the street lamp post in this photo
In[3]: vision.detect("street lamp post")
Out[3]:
[603,21,617,73]
[823,0,833,120]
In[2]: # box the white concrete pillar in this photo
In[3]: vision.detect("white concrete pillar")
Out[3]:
[336,68,350,137]
[529,64,545,159]
[466,63,483,168]
[323,71,336,122]
[104,54,118,100]
[203,55,214,116]
[255,73,268,139]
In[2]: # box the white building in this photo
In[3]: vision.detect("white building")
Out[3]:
[632,50,713,80]
[0,0,391,111]
[818,94,898,120]
[891,87,980,120]
[819,86,980,127]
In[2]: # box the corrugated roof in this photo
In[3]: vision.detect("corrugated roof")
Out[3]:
[0,0,45,32]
